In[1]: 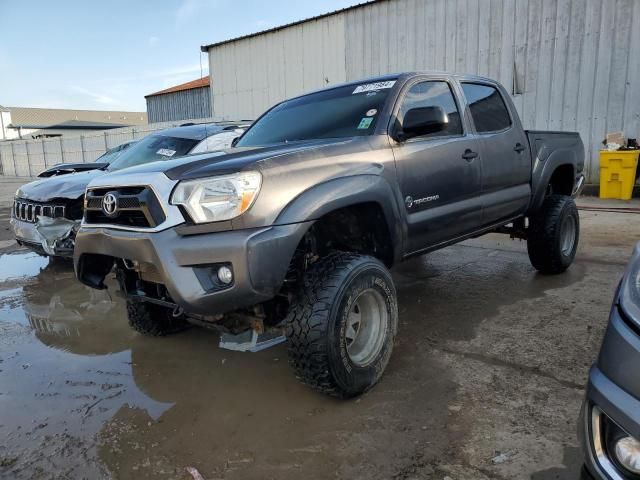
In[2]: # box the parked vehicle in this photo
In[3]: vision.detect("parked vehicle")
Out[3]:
[74,72,585,397]
[580,243,640,479]
[11,123,247,257]
[36,140,137,178]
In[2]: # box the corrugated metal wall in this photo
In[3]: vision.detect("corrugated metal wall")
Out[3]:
[207,0,640,183]
[146,87,212,123]
[208,14,346,121]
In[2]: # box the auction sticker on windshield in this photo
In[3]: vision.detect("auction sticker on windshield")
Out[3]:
[156,148,176,157]
[352,81,396,94]
[357,117,373,129]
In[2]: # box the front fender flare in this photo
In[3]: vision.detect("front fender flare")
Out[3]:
[275,175,404,262]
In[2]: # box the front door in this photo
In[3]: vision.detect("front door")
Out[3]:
[391,80,483,254]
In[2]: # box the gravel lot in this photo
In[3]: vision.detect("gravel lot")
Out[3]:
[0,176,639,480]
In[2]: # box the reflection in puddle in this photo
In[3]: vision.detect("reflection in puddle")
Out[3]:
[0,253,172,478]
[0,251,48,282]
[20,258,134,355]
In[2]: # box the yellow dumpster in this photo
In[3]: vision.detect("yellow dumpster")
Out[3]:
[599,150,639,200]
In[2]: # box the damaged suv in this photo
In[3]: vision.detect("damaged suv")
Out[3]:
[75,72,585,397]
[11,123,246,257]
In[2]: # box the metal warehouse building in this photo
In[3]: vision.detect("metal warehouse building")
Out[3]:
[202,0,640,183]
[145,76,211,123]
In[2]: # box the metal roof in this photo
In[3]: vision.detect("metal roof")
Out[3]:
[200,1,378,51]
[9,120,132,130]
[145,76,210,98]
[5,107,148,128]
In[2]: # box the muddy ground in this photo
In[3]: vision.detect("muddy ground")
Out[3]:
[1,176,639,480]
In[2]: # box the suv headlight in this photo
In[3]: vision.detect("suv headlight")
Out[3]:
[619,244,640,329]
[171,171,261,223]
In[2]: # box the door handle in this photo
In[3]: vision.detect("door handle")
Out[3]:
[462,149,478,161]
[514,143,526,153]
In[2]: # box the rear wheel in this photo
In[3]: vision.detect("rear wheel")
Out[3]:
[286,252,398,398]
[126,300,188,336]
[527,194,579,274]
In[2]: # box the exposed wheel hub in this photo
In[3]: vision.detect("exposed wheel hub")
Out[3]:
[345,288,388,367]
[560,214,577,256]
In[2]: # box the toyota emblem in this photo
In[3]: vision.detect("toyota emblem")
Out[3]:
[102,192,119,217]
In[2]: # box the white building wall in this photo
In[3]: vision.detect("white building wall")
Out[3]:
[208,13,346,120]
[206,0,640,183]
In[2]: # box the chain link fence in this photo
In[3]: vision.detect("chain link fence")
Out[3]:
[0,117,241,177]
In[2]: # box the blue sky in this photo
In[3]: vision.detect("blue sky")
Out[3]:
[0,0,362,112]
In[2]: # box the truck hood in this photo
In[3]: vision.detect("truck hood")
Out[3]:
[16,169,103,202]
[99,139,353,182]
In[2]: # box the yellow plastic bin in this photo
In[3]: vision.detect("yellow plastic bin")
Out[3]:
[599,150,639,200]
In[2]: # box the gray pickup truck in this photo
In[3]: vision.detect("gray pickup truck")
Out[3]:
[74,72,585,397]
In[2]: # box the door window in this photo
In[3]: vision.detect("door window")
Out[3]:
[461,83,512,133]
[398,81,463,139]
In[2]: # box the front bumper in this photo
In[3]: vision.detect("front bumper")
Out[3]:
[10,217,77,257]
[581,306,640,479]
[74,222,311,316]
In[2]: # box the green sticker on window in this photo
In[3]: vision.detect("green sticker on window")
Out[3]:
[357,117,373,129]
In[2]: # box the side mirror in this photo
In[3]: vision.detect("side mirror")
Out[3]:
[399,106,448,141]
[231,136,240,147]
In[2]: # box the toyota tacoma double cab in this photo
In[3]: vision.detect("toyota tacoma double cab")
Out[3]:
[74,72,585,397]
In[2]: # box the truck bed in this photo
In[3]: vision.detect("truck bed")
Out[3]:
[525,130,585,211]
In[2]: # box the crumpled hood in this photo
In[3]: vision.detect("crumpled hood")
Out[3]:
[16,169,103,202]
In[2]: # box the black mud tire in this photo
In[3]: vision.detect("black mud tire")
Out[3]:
[126,300,189,336]
[527,194,579,274]
[286,252,398,398]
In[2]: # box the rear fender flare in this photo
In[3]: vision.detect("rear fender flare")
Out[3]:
[529,149,577,213]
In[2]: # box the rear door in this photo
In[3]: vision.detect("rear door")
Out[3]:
[391,79,483,253]
[460,82,531,225]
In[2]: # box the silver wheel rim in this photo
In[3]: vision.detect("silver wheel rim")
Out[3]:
[560,214,576,256]
[345,288,388,367]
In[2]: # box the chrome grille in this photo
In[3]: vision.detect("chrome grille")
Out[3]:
[13,199,66,223]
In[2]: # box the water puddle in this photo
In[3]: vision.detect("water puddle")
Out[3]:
[0,251,48,283]
[0,253,173,478]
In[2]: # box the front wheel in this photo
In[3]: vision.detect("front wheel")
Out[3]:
[286,252,398,398]
[527,194,580,274]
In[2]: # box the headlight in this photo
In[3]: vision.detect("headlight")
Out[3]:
[615,436,640,474]
[171,171,261,223]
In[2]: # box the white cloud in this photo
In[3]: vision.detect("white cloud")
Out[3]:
[148,36,159,47]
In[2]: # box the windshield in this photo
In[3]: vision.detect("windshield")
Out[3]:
[236,81,396,147]
[108,135,199,171]
[95,142,133,164]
